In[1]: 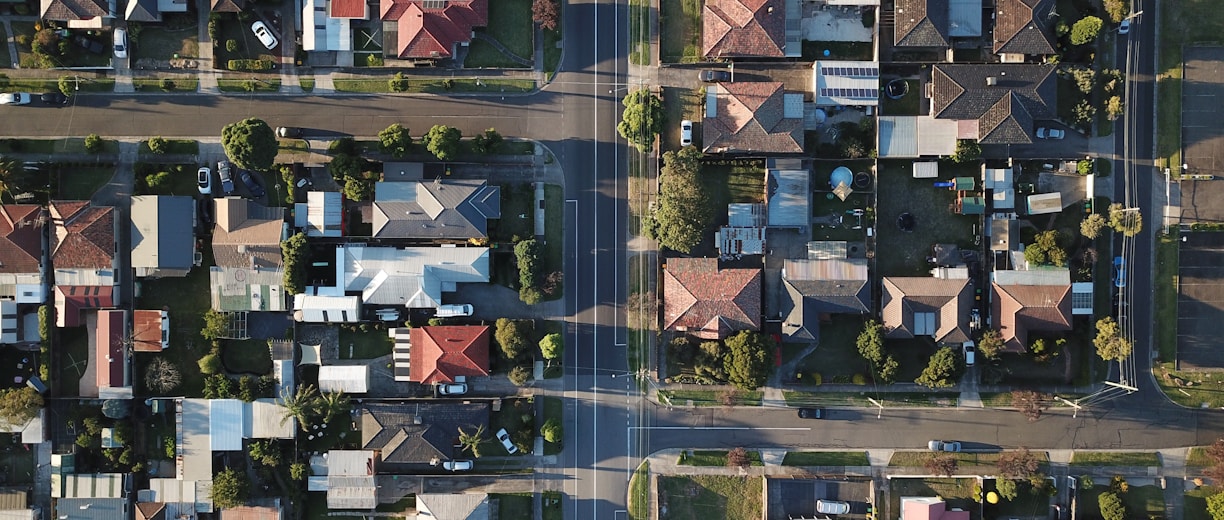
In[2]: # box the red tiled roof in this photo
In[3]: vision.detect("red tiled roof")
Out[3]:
[702,0,786,57]
[703,82,803,154]
[55,285,114,327]
[380,0,488,59]
[409,325,491,384]
[991,282,1072,352]
[330,0,367,17]
[222,505,283,520]
[0,205,45,274]
[50,201,114,270]
[132,310,167,352]
[662,258,761,340]
[96,309,125,389]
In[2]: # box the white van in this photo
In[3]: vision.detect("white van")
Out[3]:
[435,304,473,317]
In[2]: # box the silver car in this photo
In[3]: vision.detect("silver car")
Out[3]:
[816,500,851,515]
[928,440,962,452]
[251,21,278,50]
[496,428,519,455]
[0,93,31,105]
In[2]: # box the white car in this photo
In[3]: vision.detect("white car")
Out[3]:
[197,167,212,195]
[437,383,468,395]
[251,21,279,50]
[496,428,519,455]
[0,93,31,105]
[928,440,962,452]
[816,500,851,515]
[1036,127,1065,140]
[680,120,693,147]
[113,28,128,59]
[962,342,975,367]
[442,460,472,471]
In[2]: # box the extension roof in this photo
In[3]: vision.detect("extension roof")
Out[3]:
[49,201,114,270]
[380,0,488,59]
[0,205,45,275]
[931,64,1057,144]
[702,0,786,57]
[361,402,489,465]
[55,285,114,328]
[993,0,1056,56]
[212,198,285,269]
[408,325,492,384]
[894,0,949,47]
[703,82,804,154]
[880,276,971,343]
[663,258,761,340]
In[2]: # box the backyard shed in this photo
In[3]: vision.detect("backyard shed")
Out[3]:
[766,160,810,230]
[877,117,958,157]
[958,196,986,215]
[912,162,939,178]
[1026,192,1063,215]
[319,365,370,394]
[292,294,361,323]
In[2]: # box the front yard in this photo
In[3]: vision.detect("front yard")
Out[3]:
[887,478,979,520]
[658,475,763,520]
[659,0,701,63]
[130,15,200,63]
[466,0,533,67]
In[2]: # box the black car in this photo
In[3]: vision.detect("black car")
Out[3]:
[276,126,304,138]
[797,407,825,419]
[698,70,732,82]
[39,92,68,105]
[238,169,266,198]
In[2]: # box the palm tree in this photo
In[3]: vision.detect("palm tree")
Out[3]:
[317,391,350,424]
[279,384,320,430]
[0,157,18,202]
[457,424,487,458]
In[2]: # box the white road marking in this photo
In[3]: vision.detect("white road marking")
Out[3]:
[628,427,814,431]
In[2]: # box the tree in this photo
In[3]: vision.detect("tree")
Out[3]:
[651,147,713,253]
[1108,203,1143,237]
[316,391,350,423]
[723,331,772,391]
[515,239,542,290]
[1207,492,1224,520]
[102,399,131,419]
[211,468,250,509]
[458,424,487,458]
[221,118,278,171]
[424,124,462,161]
[1024,230,1067,267]
[238,375,257,401]
[915,347,959,389]
[248,439,283,467]
[997,448,1041,478]
[541,417,563,443]
[617,88,665,150]
[201,309,228,340]
[145,357,182,394]
[290,462,308,481]
[540,333,563,366]
[977,329,1003,360]
[1098,491,1125,520]
[1081,213,1108,239]
[950,140,981,163]
[726,447,751,468]
[198,352,222,375]
[1106,95,1124,120]
[279,384,321,430]
[856,320,884,366]
[343,176,375,202]
[878,355,899,384]
[1103,0,1129,23]
[1011,390,1050,421]
[0,387,42,425]
[203,374,235,398]
[532,0,559,30]
[59,76,74,96]
[378,123,411,158]
[148,136,168,154]
[925,454,958,477]
[1068,67,1096,94]
[388,72,409,92]
[472,128,503,154]
[84,133,103,154]
[1071,16,1104,45]
[508,365,533,386]
[1093,316,1132,361]
[495,318,534,361]
[996,478,1019,501]
[281,233,308,296]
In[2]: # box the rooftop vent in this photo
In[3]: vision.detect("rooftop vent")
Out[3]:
[986,77,999,86]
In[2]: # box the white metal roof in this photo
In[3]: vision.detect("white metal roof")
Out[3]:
[327,450,376,476]
[716,227,765,255]
[246,399,295,439]
[326,476,377,509]
[209,399,245,451]
[878,117,959,158]
[305,191,343,237]
[51,473,126,499]
[147,477,213,517]
[292,294,361,323]
[273,359,295,399]
[984,167,1015,209]
[993,268,1070,286]
[333,245,490,308]
[180,399,213,481]
[319,365,370,394]
[766,168,809,229]
[814,61,880,106]
[727,203,766,227]
[912,161,939,178]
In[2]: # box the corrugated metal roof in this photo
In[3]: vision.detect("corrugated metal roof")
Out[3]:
[336,245,490,308]
[319,366,369,393]
[766,168,809,228]
[993,268,1070,286]
[306,191,343,237]
[52,473,126,498]
[0,510,35,520]
[292,294,361,323]
[717,227,765,255]
[246,399,295,439]
[783,259,868,281]
[0,301,15,344]
[55,498,127,520]
[209,399,244,451]
[326,476,377,509]
[327,450,376,476]
[181,399,213,481]
[727,203,766,227]
[1026,192,1063,214]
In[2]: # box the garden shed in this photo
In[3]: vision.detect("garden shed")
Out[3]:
[1026,192,1063,215]
[319,365,370,394]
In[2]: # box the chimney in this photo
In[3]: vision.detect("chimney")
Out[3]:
[767,5,773,13]
[986,77,999,86]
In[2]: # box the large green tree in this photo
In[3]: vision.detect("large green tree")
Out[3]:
[210,468,250,509]
[617,88,664,150]
[977,329,1004,360]
[1081,213,1108,239]
[221,117,278,171]
[1071,16,1104,45]
[540,333,563,366]
[0,387,42,425]
[281,232,308,296]
[495,318,534,361]
[425,124,462,161]
[650,147,712,253]
[1207,492,1224,520]
[1098,491,1125,520]
[856,320,884,366]
[378,123,411,158]
[1093,316,1132,361]
[1023,230,1067,267]
[915,346,959,388]
[1108,203,1143,237]
[723,331,772,391]
[279,384,321,430]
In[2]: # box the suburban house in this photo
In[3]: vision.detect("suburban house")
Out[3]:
[360,402,490,472]
[40,0,111,27]
[812,61,880,108]
[52,474,129,519]
[371,176,501,240]
[780,258,871,343]
[703,82,804,154]
[50,201,118,328]
[993,0,1056,61]
[210,198,287,312]
[702,0,799,58]
[303,244,490,310]
[930,63,1057,145]
[991,268,1090,352]
[94,309,132,399]
[379,0,488,60]
[210,0,243,13]
[0,204,46,305]
[880,276,972,343]
[663,258,761,340]
[416,493,490,519]
[125,0,188,22]
[131,195,197,278]
[303,0,366,52]
[404,325,492,384]
[900,497,970,520]
[892,0,982,56]
[131,309,170,352]
[295,191,344,237]
[307,450,378,510]
[138,478,214,518]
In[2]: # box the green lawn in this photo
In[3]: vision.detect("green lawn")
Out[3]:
[701,158,766,233]
[782,451,869,466]
[1079,485,1165,519]
[657,389,763,406]
[338,327,394,359]
[660,0,701,63]
[300,77,315,91]
[217,78,281,93]
[657,475,762,520]
[875,159,979,277]
[58,166,116,199]
[543,28,562,79]
[490,182,533,242]
[788,315,871,383]
[783,390,960,408]
[0,24,10,68]
[1154,232,1179,363]
[333,77,535,94]
[542,491,562,520]
[542,396,563,455]
[211,14,277,66]
[132,77,200,92]
[136,248,215,397]
[56,326,89,397]
[629,0,649,65]
[678,450,763,467]
[1185,486,1221,520]
[0,76,115,93]
[541,184,564,300]
[464,40,525,69]
[477,0,533,62]
[135,163,198,197]
[1188,447,1213,468]
[984,479,1051,518]
[132,24,200,61]
[1,138,115,155]
[629,461,650,520]
[887,479,978,520]
[1068,451,1160,467]
[494,492,533,519]
[880,79,920,116]
[220,339,273,375]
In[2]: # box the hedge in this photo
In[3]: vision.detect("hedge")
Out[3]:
[227,59,275,71]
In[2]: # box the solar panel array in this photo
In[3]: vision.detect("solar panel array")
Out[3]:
[822,66,878,77]
[819,88,878,99]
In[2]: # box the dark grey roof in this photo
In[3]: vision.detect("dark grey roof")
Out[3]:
[360,402,489,465]
[125,0,160,21]
[57,498,127,520]
[894,0,950,48]
[993,0,1056,55]
[932,64,1056,144]
[780,279,870,342]
[131,195,195,272]
[372,180,500,239]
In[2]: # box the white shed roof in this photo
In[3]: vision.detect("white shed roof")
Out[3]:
[246,399,295,439]
[210,399,245,451]
[319,365,370,394]
[1026,192,1063,215]
[328,450,376,476]
[304,191,343,237]
[878,116,958,158]
[51,473,126,499]
[292,294,361,323]
[326,476,377,510]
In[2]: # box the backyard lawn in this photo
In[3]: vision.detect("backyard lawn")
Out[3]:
[56,326,89,397]
[338,327,394,360]
[0,24,9,68]
[136,248,215,397]
[660,0,701,63]
[220,339,273,375]
[984,479,1051,518]
[658,475,762,520]
[875,159,979,277]
[703,158,766,208]
[880,79,920,116]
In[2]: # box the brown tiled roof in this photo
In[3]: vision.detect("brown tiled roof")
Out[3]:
[380,0,487,59]
[991,282,1072,352]
[40,0,108,21]
[894,0,950,48]
[880,277,971,343]
[702,0,786,57]
[221,505,282,520]
[0,205,45,274]
[132,310,166,352]
[55,285,114,327]
[212,198,285,269]
[210,0,243,12]
[135,501,166,520]
[703,82,803,154]
[993,0,1056,56]
[50,201,115,270]
[409,325,491,384]
[361,402,489,465]
[931,64,1056,145]
[663,258,761,340]
[96,309,125,389]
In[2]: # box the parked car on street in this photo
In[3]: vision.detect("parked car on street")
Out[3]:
[197,167,212,195]
[251,21,279,50]
[238,168,266,197]
[1036,127,1065,139]
[698,70,732,82]
[1113,256,1126,288]
[496,428,519,454]
[1119,19,1130,35]
[443,460,473,471]
[928,440,962,452]
[438,383,468,395]
[40,92,68,105]
[217,160,236,195]
[0,93,31,105]
[797,407,825,419]
[277,126,304,138]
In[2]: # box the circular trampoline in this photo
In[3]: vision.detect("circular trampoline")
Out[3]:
[897,213,916,232]
[885,79,910,100]
[854,172,872,189]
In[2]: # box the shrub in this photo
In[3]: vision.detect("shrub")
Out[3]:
[852,373,867,385]
[389,72,409,92]
[508,365,532,386]
[147,136,168,154]
[207,17,220,41]
[366,54,384,67]
[15,35,30,47]
[198,353,222,375]
[225,39,238,52]
[37,305,50,343]
[84,134,103,153]
[1071,16,1104,46]
[227,59,275,71]
[160,78,175,91]
[810,372,822,386]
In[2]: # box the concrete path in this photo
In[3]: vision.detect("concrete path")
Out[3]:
[2,19,19,69]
